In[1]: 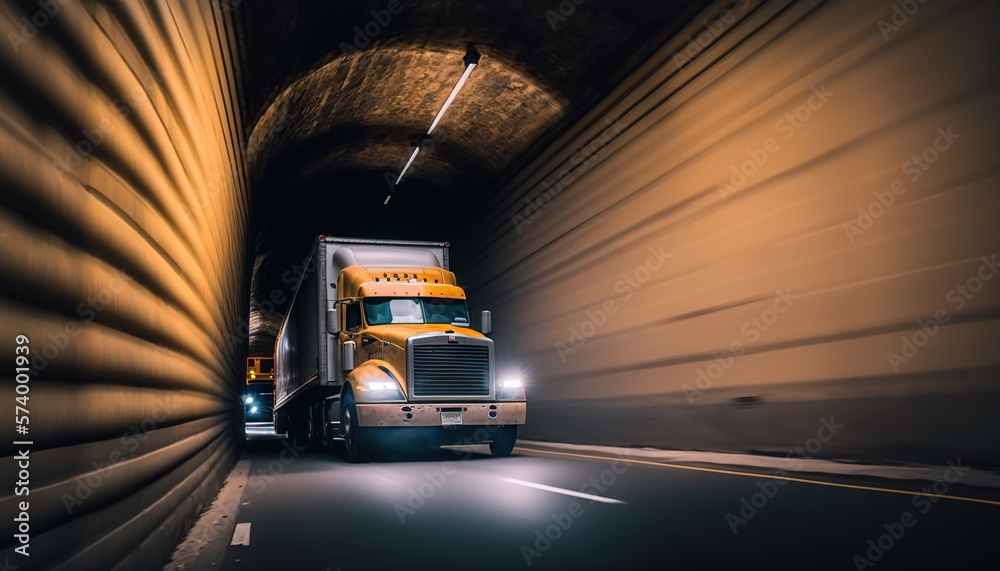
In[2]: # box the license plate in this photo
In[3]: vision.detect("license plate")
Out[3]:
[441,411,463,426]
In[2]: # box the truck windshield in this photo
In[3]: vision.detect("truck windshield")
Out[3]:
[363,297,470,326]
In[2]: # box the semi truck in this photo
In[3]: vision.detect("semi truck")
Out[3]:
[273,236,526,462]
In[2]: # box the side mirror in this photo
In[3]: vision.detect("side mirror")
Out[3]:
[327,308,339,334]
[481,310,492,335]
[342,340,356,371]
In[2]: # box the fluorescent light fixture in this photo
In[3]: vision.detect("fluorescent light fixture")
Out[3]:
[386,45,481,204]
[395,146,422,185]
[427,62,476,135]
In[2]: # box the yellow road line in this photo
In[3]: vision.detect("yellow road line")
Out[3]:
[515,446,1000,507]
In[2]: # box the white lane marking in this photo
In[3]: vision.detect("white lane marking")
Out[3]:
[502,478,626,504]
[230,522,251,546]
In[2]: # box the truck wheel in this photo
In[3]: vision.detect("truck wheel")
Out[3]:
[342,392,369,463]
[489,426,517,457]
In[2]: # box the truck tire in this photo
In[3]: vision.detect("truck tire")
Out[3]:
[341,391,370,463]
[489,426,517,457]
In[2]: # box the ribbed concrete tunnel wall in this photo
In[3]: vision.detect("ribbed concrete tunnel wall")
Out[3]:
[0,0,997,567]
[0,1,247,569]
[462,0,1000,464]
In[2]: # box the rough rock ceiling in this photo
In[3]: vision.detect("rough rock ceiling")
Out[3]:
[235,0,711,354]
[248,44,568,188]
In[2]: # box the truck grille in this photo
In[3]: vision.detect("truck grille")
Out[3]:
[412,344,491,396]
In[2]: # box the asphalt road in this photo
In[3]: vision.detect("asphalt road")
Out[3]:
[216,438,998,571]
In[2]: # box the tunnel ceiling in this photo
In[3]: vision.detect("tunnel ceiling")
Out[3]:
[235,0,710,353]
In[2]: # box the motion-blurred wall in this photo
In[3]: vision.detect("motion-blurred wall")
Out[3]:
[0,1,247,568]
[462,0,1000,464]
[0,0,997,566]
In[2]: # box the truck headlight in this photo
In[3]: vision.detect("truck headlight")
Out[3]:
[358,379,405,401]
[366,381,397,391]
[497,378,525,400]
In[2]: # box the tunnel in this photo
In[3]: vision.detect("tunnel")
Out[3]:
[1,0,998,569]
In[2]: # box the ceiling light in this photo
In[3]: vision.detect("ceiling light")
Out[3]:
[386,44,481,204]
[427,45,481,135]
[426,64,474,134]
[395,146,422,185]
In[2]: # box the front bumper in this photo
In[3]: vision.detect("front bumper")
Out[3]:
[356,402,526,428]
